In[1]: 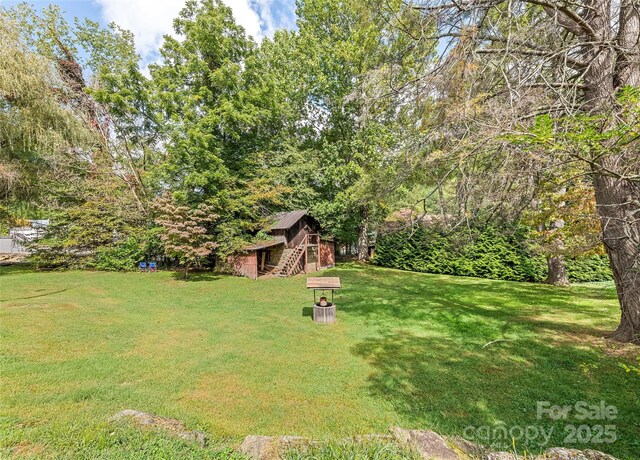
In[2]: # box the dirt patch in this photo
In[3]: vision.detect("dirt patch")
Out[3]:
[549,332,639,359]
[0,254,28,265]
[11,440,48,458]
[596,338,639,359]
[111,409,206,446]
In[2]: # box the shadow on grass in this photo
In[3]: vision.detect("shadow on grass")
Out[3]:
[0,263,39,276]
[351,330,639,458]
[169,271,225,282]
[332,266,615,334]
[302,306,313,318]
[327,265,638,459]
[0,288,69,302]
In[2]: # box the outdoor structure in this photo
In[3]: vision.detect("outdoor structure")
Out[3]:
[0,220,49,254]
[229,210,335,279]
[307,277,341,324]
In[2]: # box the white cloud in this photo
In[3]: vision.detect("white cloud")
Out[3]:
[95,0,185,58]
[225,0,262,39]
[95,0,280,66]
[252,0,277,37]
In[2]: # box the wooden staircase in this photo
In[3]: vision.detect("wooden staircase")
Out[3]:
[275,245,306,277]
[274,234,318,277]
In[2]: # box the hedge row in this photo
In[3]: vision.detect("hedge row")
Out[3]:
[565,255,613,283]
[372,226,612,283]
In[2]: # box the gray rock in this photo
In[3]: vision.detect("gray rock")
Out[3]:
[240,435,278,460]
[536,448,588,459]
[239,435,309,459]
[582,450,618,460]
[535,448,617,460]
[447,435,489,458]
[111,409,206,446]
[177,430,206,446]
[485,453,517,460]
[391,427,462,460]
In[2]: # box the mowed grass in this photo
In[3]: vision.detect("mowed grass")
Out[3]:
[1,264,639,459]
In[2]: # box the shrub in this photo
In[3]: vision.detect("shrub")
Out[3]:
[92,237,146,271]
[566,255,613,282]
[458,226,546,281]
[373,226,611,283]
[30,224,164,271]
[91,229,163,271]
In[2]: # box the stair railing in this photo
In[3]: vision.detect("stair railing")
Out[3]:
[281,234,308,276]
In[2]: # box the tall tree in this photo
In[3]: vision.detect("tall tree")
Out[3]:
[0,12,97,229]
[255,0,426,258]
[2,4,160,265]
[401,0,640,342]
[149,0,290,253]
[151,0,256,202]
[75,18,163,212]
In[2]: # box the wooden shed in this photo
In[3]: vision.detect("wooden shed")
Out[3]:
[229,210,335,279]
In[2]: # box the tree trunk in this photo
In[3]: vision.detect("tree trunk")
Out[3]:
[357,215,369,261]
[438,186,447,218]
[546,255,570,286]
[592,171,640,344]
[615,0,640,88]
[581,1,639,343]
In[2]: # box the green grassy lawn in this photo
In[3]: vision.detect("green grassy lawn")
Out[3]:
[1,264,639,459]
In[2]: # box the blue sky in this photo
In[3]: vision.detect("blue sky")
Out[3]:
[1,0,297,69]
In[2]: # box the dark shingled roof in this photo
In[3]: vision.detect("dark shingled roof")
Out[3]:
[269,209,308,230]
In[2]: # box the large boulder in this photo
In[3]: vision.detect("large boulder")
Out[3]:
[240,436,278,460]
[447,435,491,458]
[389,428,618,460]
[392,427,462,459]
[535,447,617,460]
